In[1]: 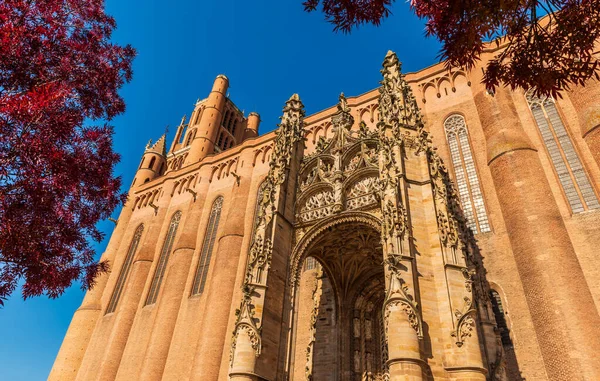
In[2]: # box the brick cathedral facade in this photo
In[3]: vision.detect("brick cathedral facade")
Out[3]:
[50,49,600,381]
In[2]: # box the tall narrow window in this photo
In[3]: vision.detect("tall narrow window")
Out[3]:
[444,115,491,233]
[490,289,522,379]
[217,132,224,148]
[106,224,144,314]
[231,120,237,136]
[222,110,230,128]
[489,290,511,346]
[191,197,224,295]
[145,211,182,305]
[526,90,600,213]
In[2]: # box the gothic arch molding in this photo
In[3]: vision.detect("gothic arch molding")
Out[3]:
[290,211,382,288]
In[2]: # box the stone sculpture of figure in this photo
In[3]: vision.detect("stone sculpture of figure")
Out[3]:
[338,92,350,113]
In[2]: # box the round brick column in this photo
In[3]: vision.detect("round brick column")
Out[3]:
[472,75,600,380]
[191,170,253,380]
[564,81,600,167]
[48,201,135,381]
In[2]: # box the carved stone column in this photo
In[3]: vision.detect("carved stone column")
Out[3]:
[229,94,305,380]
[378,51,424,381]
[417,133,488,380]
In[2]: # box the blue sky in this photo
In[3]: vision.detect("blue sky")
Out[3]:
[0,1,440,379]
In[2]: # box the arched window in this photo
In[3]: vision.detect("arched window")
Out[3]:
[106,225,144,314]
[490,289,523,378]
[231,120,237,135]
[217,132,224,148]
[526,90,599,213]
[489,290,510,345]
[191,197,224,295]
[185,129,196,146]
[194,107,203,125]
[145,211,182,305]
[148,156,156,170]
[222,110,230,128]
[304,256,318,271]
[444,115,491,233]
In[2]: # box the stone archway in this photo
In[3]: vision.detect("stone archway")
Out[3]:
[230,52,502,381]
[289,217,387,381]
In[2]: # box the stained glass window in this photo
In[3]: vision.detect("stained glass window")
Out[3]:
[526,90,599,213]
[444,115,491,233]
[106,224,144,314]
[145,211,182,305]
[191,197,224,295]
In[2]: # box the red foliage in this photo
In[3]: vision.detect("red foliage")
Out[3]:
[304,0,600,97]
[0,0,135,305]
[303,0,394,31]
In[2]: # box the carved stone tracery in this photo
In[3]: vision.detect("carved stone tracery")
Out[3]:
[229,51,505,380]
[295,93,381,233]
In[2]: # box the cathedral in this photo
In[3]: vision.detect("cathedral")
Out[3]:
[50,49,600,381]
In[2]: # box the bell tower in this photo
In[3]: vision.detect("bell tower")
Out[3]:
[185,75,229,164]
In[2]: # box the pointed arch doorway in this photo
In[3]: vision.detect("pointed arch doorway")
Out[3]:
[289,218,387,381]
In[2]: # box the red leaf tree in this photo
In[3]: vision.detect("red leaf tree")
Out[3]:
[0,0,135,305]
[303,0,600,97]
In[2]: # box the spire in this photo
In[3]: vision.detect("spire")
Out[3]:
[278,94,305,146]
[169,115,187,154]
[146,134,167,156]
[379,50,424,134]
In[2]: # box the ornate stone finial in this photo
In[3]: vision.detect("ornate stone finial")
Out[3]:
[378,50,424,132]
[180,115,186,126]
[278,93,305,147]
[283,93,304,113]
[381,50,402,78]
[145,139,152,150]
